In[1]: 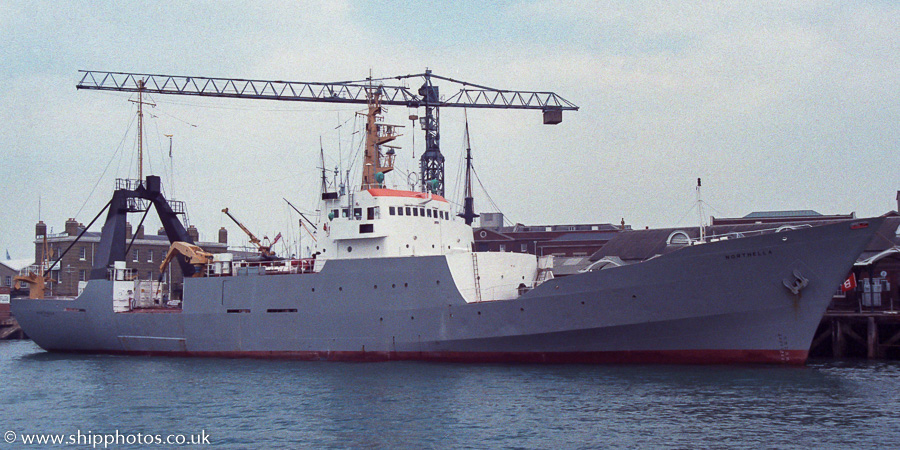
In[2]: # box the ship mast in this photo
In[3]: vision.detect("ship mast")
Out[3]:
[697,177,706,242]
[458,118,479,225]
[129,79,154,182]
[360,87,400,190]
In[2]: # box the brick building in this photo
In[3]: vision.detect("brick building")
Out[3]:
[0,259,32,296]
[473,212,628,257]
[34,219,228,298]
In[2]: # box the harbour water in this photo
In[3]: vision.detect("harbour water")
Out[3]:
[2,339,899,449]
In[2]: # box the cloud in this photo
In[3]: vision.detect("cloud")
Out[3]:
[1,1,898,259]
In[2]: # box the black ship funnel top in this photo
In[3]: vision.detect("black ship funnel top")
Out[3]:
[146,175,162,194]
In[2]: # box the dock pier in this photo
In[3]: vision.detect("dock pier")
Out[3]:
[0,318,24,340]
[811,312,900,359]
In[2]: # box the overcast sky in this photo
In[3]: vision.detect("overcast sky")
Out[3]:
[1,1,898,259]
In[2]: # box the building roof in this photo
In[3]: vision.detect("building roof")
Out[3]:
[861,216,900,255]
[856,246,900,266]
[0,259,35,272]
[743,210,822,218]
[36,231,226,248]
[594,215,900,264]
[547,231,621,243]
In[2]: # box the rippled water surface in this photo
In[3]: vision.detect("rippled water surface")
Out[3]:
[2,340,899,448]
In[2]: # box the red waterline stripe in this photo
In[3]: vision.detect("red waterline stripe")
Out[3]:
[49,349,810,365]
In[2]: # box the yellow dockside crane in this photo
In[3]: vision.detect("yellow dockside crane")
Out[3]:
[221,208,279,258]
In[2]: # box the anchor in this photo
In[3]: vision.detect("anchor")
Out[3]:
[783,269,809,295]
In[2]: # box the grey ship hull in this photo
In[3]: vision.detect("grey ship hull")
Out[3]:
[13,219,880,364]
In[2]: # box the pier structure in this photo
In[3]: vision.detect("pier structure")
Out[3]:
[0,287,23,340]
[811,238,900,359]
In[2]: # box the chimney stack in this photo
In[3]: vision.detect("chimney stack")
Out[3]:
[187,225,199,243]
[65,218,79,236]
[158,227,166,236]
[125,222,133,239]
[35,221,47,239]
[218,227,228,244]
[135,225,144,239]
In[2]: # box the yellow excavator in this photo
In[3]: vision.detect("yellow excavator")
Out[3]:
[159,242,214,278]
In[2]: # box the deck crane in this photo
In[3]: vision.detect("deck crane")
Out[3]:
[221,207,277,257]
[76,69,579,200]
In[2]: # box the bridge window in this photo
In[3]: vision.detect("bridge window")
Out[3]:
[419,208,425,217]
[389,206,396,216]
[353,208,362,219]
[426,209,432,218]
[413,208,419,217]
[398,207,404,216]
[360,224,374,233]
[405,207,412,216]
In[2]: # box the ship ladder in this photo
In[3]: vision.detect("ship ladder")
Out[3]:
[472,253,483,303]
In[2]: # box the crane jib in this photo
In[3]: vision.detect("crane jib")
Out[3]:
[76,70,578,111]
[76,69,578,196]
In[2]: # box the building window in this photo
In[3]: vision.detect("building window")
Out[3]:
[79,270,87,282]
[133,249,139,262]
[499,244,506,252]
[521,244,528,252]
[147,250,153,263]
[4,276,10,287]
[79,247,86,261]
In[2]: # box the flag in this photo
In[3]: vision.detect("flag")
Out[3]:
[272,232,283,245]
[841,273,857,292]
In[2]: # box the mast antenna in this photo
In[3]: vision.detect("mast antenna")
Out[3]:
[128,79,154,182]
[165,134,174,197]
[458,112,479,225]
[697,178,706,242]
